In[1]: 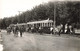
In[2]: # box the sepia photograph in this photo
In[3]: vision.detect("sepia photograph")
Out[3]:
[0,0,80,51]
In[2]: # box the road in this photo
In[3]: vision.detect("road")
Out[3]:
[0,30,3,51]
[1,30,80,51]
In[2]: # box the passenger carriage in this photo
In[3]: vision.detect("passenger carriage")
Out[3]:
[26,19,54,33]
[9,23,27,32]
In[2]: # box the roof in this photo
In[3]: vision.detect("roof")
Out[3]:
[27,19,53,24]
[16,23,27,26]
[9,24,15,27]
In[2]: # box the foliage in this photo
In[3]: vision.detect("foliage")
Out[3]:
[0,1,80,30]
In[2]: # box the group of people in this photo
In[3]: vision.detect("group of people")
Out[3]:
[7,25,25,37]
[50,24,75,36]
[50,26,62,36]
[6,24,75,37]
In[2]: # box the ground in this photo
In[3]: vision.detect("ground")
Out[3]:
[1,30,80,51]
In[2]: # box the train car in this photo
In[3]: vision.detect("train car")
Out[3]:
[26,19,54,33]
[9,23,27,32]
[8,19,57,34]
[15,23,27,31]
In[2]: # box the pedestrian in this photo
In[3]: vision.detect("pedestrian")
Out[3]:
[58,24,63,36]
[13,26,19,37]
[71,26,75,34]
[38,27,43,35]
[71,23,75,35]
[19,26,25,37]
[58,28,61,36]
[50,26,53,34]
[66,26,70,34]
[7,27,11,34]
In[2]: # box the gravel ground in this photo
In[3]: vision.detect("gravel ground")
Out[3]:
[1,31,80,51]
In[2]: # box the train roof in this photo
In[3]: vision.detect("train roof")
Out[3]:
[27,19,53,24]
[16,23,27,26]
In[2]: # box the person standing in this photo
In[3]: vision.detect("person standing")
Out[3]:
[58,24,63,36]
[13,26,19,37]
[71,23,75,35]
[71,26,75,34]
[66,26,70,34]
[7,27,11,34]
[19,26,25,37]
[50,26,53,34]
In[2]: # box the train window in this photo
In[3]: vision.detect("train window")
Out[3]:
[38,23,40,27]
[34,24,36,27]
[50,23,51,26]
[52,23,53,25]
[48,23,49,27]
[45,23,47,26]
[40,23,42,27]
[42,23,44,27]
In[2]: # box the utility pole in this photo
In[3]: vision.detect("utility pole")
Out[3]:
[54,2,56,34]
[18,11,25,23]
[18,11,22,15]
[17,11,22,23]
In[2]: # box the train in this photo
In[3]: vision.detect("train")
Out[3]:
[9,19,58,34]
[8,19,80,34]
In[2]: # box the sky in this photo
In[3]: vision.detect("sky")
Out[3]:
[0,0,79,19]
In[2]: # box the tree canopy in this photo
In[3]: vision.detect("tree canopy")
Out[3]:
[0,1,80,30]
